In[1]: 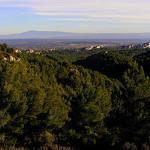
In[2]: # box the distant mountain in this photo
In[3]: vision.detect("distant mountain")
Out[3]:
[1,30,150,39]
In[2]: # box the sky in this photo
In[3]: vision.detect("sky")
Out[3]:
[0,0,150,35]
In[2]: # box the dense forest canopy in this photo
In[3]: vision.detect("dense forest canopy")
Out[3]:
[0,43,150,150]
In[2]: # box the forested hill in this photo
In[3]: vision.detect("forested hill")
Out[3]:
[75,52,134,80]
[134,51,150,76]
[0,43,150,150]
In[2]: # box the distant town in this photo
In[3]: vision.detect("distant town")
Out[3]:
[0,39,148,54]
[119,41,150,49]
[0,39,149,54]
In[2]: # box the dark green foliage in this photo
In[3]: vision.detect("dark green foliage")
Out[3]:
[0,43,15,54]
[75,52,134,79]
[134,50,150,76]
[0,54,70,149]
[120,65,150,147]
[0,45,150,150]
[57,69,113,149]
[105,63,150,149]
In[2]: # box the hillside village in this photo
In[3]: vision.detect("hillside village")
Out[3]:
[119,41,150,49]
[78,45,105,51]
[2,51,21,62]
[15,48,34,53]
[1,41,150,63]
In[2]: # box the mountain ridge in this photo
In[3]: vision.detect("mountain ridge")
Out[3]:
[1,30,150,39]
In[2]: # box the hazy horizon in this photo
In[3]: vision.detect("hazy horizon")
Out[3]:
[1,30,150,40]
[2,30,150,36]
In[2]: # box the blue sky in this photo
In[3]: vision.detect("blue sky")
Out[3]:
[1,0,150,35]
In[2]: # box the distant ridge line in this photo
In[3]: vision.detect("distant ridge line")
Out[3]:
[1,31,150,39]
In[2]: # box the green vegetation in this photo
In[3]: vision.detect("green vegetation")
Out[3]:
[0,43,150,150]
